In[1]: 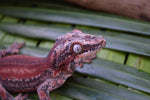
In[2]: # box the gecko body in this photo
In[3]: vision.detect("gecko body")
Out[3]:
[0,30,106,100]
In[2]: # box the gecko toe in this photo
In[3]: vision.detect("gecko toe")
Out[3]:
[15,93,28,100]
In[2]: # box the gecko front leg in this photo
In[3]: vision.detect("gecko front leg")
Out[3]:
[0,42,25,58]
[37,79,52,100]
[37,79,62,100]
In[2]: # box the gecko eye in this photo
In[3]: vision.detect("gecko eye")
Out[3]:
[71,42,83,54]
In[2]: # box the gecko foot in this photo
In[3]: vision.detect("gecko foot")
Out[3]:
[15,93,28,100]
[0,42,25,58]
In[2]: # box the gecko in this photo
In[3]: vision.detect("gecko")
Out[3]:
[0,29,106,100]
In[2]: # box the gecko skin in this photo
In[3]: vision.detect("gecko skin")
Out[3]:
[0,30,106,100]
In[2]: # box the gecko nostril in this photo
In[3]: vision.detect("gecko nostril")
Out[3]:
[102,39,106,47]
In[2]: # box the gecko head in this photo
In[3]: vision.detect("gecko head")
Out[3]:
[50,29,106,71]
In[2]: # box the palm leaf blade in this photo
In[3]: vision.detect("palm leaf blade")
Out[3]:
[0,23,149,56]
[0,7,150,36]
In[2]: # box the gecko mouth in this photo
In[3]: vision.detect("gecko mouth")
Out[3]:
[80,37,106,63]
[83,44,101,52]
[83,41,106,53]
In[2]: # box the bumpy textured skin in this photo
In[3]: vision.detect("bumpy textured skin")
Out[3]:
[0,30,106,100]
